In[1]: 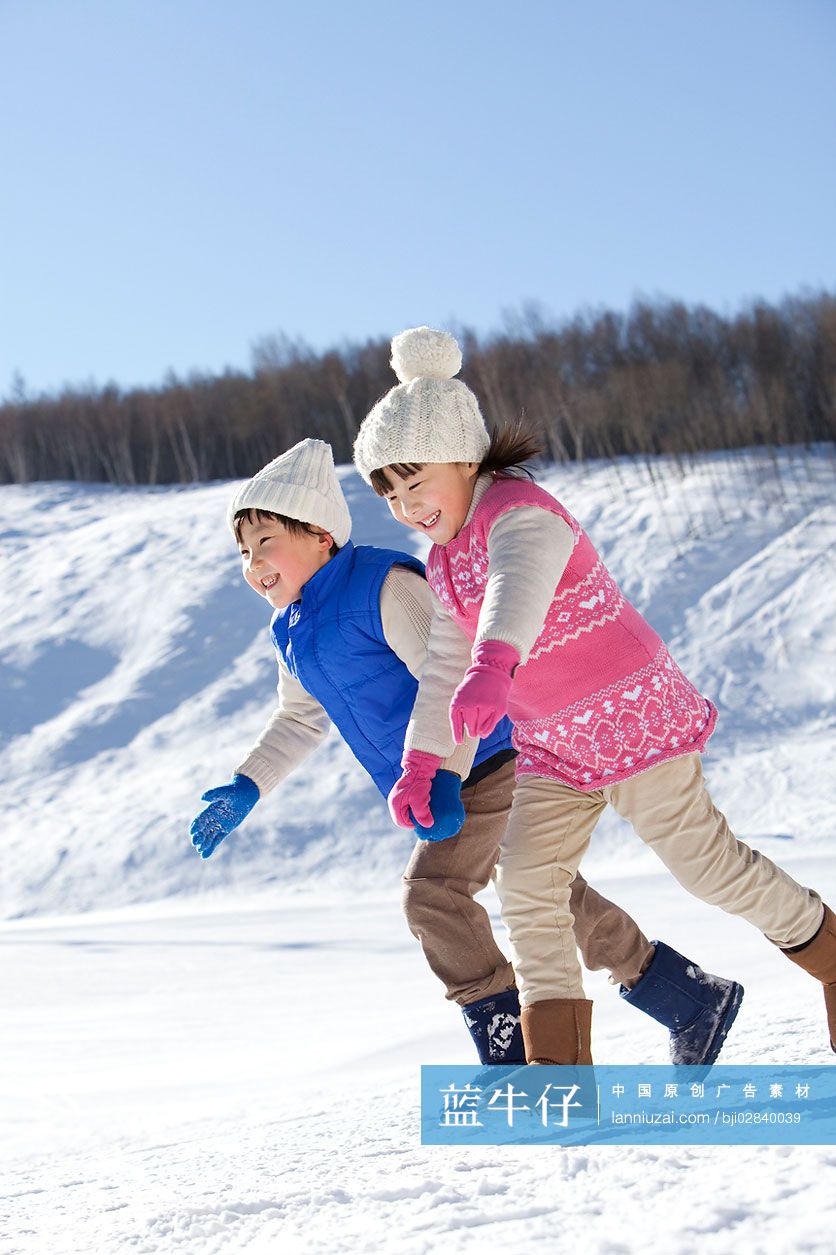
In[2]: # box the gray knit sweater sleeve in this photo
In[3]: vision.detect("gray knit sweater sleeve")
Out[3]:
[402,588,476,761]
[476,508,575,661]
[380,566,478,779]
[234,655,331,796]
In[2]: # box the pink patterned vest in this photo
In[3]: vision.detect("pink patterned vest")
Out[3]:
[426,476,717,791]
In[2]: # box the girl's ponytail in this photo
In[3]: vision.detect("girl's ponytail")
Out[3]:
[479,422,543,480]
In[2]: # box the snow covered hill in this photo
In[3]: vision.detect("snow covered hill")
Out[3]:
[2,447,836,1255]
[2,447,834,920]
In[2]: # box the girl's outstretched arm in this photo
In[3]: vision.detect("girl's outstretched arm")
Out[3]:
[477,507,576,661]
[380,566,478,782]
[447,507,576,742]
[401,591,475,761]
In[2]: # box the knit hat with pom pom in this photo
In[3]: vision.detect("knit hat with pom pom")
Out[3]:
[227,437,352,547]
[353,327,491,483]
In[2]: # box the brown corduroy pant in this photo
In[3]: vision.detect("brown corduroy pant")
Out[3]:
[401,758,654,1006]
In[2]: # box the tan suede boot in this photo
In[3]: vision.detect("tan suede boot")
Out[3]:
[520,998,593,1064]
[782,905,836,1053]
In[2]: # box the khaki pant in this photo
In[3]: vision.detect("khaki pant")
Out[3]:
[401,758,654,1005]
[496,752,824,1003]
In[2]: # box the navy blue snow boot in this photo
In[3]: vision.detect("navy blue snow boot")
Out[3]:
[619,940,744,1065]
[462,988,526,1066]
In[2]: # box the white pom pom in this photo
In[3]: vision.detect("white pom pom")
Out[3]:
[390,326,462,384]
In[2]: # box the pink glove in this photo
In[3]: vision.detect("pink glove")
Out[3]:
[388,749,444,829]
[450,640,520,744]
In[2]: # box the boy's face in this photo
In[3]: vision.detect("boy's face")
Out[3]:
[381,462,479,545]
[237,515,334,608]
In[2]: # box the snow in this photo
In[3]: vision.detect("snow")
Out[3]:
[2,447,835,1252]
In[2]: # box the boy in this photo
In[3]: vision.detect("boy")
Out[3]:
[189,438,743,1066]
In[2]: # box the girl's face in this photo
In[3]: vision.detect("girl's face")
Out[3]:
[381,462,480,545]
[237,515,333,608]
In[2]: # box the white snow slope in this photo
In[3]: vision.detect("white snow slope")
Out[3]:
[2,447,835,1254]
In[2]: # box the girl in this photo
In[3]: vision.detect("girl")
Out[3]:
[353,326,836,1066]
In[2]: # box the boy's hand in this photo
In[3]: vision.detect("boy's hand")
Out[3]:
[189,773,260,859]
[388,750,443,829]
[413,770,466,842]
[450,640,520,743]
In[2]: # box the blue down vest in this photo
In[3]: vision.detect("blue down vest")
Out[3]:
[270,541,512,799]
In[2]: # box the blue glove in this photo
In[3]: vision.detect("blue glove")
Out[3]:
[413,770,466,842]
[189,773,260,859]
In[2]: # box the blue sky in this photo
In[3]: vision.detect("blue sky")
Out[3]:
[2,0,834,396]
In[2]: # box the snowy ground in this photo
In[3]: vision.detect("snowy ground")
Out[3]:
[4,864,836,1255]
[2,447,835,1252]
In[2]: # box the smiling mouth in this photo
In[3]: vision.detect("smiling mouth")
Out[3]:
[418,511,441,529]
[261,574,280,590]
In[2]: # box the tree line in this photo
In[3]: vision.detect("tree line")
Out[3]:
[2,291,834,485]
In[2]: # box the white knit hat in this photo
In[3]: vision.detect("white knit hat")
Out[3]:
[227,437,352,547]
[353,327,491,483]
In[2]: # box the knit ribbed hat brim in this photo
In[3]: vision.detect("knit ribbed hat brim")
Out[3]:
[227,437,352,547]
